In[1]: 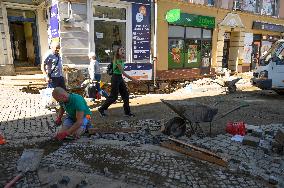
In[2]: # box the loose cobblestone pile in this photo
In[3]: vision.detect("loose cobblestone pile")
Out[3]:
[182,124,284,187]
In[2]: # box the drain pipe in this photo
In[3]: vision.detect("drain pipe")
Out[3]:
[153,0,158,87]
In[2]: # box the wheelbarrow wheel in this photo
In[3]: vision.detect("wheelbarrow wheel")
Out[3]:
[228,85,237,93]
[163,117,186,138]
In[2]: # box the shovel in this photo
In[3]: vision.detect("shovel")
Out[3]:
[4,149,44,188]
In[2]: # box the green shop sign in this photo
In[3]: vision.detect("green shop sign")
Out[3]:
[166,9,215,29]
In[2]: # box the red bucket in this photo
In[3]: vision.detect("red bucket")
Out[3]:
[226,121,246,136]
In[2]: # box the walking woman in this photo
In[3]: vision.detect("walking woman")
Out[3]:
[98,47,139,117]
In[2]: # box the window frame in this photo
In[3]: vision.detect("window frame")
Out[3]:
[90,1,132,63]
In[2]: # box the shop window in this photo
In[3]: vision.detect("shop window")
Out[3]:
[203,29,212,39]
[168,25,212,70]
[186,27,201,38]
[168,39,185,69]
[169,26,184,38]
[94,20,126,63]
[93,5,126,20]
[92,3,127,64]
[184,39,201,68]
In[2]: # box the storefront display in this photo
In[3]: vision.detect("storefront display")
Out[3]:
[166,10,214,70]
[168,26,212,69]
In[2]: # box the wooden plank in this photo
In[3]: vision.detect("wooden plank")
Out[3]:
[168,137,222,159]
[161,141,228,167]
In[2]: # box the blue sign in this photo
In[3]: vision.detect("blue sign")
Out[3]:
[50,1,59,38]
[132,4,151,61]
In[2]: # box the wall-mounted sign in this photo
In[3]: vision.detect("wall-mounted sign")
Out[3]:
[124,63,152,80]
[253,21,284,33]
[132,3,151,61]
[224,32,230,40]
[166,10,215,29]
[50,0,59,39]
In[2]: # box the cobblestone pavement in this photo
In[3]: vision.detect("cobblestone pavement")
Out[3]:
[0,85,56,146]
[39,140,269,188]
[0,84,278,187]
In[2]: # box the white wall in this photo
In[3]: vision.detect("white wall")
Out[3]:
[37,5,49,64]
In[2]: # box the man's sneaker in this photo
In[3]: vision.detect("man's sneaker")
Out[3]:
[98,108,107,117]
[124,113,135,117]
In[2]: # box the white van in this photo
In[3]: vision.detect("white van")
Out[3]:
[252,39,284,94]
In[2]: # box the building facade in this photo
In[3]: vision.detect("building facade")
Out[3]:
[1,0,284,81]
[0,0,49,75]
[0,0,152,79]
[155,0,284,80]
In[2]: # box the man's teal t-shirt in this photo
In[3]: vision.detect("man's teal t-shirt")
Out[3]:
[60,93,91,121]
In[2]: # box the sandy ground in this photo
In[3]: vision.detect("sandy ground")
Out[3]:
[90,87,284,135]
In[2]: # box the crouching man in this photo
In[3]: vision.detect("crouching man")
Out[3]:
[52,87,92,140]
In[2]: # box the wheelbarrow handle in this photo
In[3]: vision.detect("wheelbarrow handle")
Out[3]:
[4,173,24,188]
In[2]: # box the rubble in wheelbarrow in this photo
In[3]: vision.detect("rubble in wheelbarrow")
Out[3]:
[180,123,284,187]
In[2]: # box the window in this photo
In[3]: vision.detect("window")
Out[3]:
[168,25,212,70]
[93,5,126,20]
[186,27,202,38]
[92,4,127,64]
[203,29,212,39]
[242,0,258,13]
[169,26,184,38]
[230,0,279,16]
[94,21,126,63]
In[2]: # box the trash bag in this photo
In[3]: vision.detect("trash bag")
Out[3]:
[40,88,55,107]
[85,84,96,98]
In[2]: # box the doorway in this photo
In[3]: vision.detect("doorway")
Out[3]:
[222,40,230,68]
[7,9,40,70]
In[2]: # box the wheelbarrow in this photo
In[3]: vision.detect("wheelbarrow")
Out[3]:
[161,99,249,138]
[161,99,218,137]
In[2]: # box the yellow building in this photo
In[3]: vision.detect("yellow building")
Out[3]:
[155,0,284,80]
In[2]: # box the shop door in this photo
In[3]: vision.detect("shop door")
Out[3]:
[222,40,230,68]
[200,40,212,74]
[252,41,261,69]
[93,4,127,63]
[9,22,27,62]
[7,9,39,67]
